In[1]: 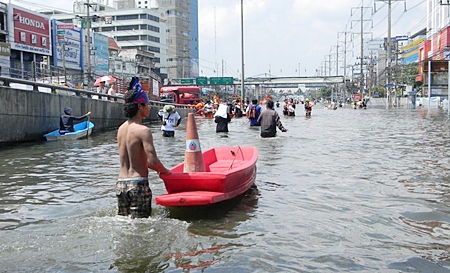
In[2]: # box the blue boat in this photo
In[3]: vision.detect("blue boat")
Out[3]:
[43,122,94,141]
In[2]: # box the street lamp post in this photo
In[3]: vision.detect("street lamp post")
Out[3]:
[240,0,245,101]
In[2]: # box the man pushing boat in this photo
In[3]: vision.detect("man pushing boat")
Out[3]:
[116,77,171,218]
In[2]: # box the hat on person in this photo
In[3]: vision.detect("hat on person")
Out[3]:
[163,105,175,114]
[305,98,310,102]
[64,107,72,114]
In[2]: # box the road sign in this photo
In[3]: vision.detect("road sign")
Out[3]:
[209,77,234,85]
[57,23,74,30]
[180,78,194,84]
[57,30,65,41]
[196,77,208,85]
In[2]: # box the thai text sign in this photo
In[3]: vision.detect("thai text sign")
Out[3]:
[94,32,109,74]
[52,20,83,70]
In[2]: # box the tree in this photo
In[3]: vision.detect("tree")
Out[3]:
[317,86,332,99]
[373,86,386,97]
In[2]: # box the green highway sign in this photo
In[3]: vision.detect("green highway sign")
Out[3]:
[180,78,194,84]
[196,77,208,85]
[209,77,234,85]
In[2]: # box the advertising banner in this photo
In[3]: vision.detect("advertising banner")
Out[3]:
[94,32,109,75]
[152,78,159,96]
[52,20,83,70]
[8,4,51,55]
[0,42,11,75]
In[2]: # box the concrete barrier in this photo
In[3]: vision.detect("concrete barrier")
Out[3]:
[0,80,194,145]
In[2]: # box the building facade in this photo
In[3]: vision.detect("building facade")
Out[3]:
[155,0,199,80]
[49,1,168,81]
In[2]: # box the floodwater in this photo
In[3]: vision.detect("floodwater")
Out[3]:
[1,104,450,272]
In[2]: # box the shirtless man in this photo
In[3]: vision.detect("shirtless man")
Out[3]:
[116,83,171,218]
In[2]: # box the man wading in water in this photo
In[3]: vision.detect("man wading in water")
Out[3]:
[116,77,171,218]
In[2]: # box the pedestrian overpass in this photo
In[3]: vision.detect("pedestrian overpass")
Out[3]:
[172,76,345,89]
[239,76,345,88]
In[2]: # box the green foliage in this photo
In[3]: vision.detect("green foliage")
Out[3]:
[318,86,332,98]
[394,63,419,87]
[373,86,386,97]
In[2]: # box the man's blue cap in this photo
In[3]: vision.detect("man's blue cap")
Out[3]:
[64,107,72,114]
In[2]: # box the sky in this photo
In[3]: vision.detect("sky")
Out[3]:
[10,0,427,79]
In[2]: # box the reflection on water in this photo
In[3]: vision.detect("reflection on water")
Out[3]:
[1,106,450,272]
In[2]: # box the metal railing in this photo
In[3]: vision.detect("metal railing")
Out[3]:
[0,75,195,110]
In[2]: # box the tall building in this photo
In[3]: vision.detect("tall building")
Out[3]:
[189,0,199,78]
[150,0,199,80]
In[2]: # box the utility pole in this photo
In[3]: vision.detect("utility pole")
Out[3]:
[386,0,392,108]
[85,0,92,90]
[351,2,372,101]
[338,31,348,99]
[240,0,245,101]
[222,59,224,77]
[336,44,339,76]
[375,0,405,109]
[360,0,364,100]
[329,54,332,76]
[181,48,186,78]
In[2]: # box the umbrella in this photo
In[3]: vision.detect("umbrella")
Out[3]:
[94,75,116,86]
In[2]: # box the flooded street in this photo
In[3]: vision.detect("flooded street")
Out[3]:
[1,104,450,272]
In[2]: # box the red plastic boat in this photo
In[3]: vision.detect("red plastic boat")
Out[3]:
[156,146,258,207]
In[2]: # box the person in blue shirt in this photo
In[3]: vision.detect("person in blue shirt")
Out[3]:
[247,99,261,126]
[59,107,91,134]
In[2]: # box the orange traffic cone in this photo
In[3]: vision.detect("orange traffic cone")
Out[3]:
[184,113,205,172]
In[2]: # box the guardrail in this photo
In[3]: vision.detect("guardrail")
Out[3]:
[0,76,195,110]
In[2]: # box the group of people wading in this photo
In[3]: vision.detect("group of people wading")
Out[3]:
[213,96,316,137]
[62,77,317,219]
[282,97,316,117]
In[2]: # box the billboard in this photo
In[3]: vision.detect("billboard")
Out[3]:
[52,20,83,70]
[0,42,10,76]
[94,32,109,75]
[7,4,51,55]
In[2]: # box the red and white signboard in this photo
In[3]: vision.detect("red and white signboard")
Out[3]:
[8,4,51,55]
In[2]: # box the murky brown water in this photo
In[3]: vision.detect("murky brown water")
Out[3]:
[1,104,450,272]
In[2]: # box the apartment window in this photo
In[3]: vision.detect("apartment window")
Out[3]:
[147,25,160,33]
[101,27,115,32]
[140,14,147,19]
[142,35,160,43]
[122,46,140,50]
[148,15,159,22]
[147,46,160,53]
[116,14,139,20]
[116,35,139,41]
[117,25,139,31]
